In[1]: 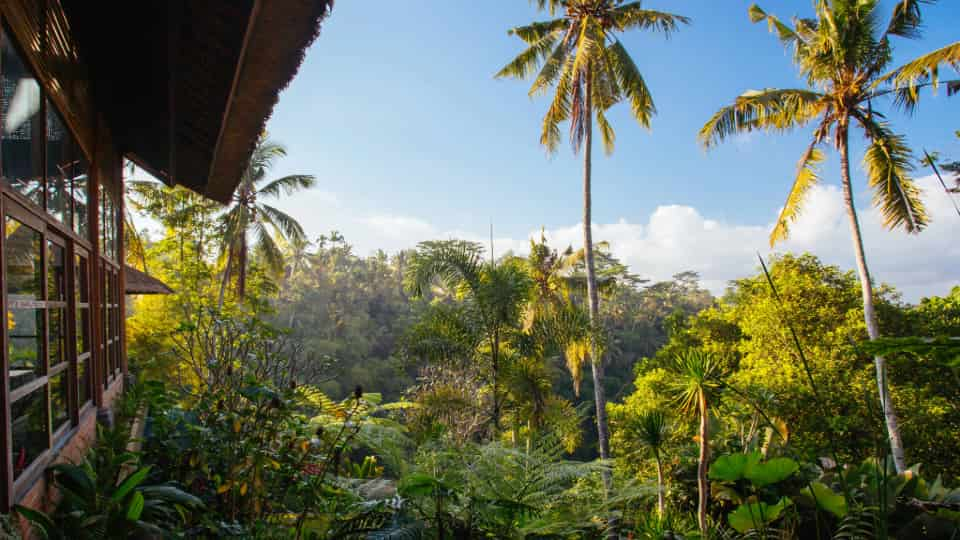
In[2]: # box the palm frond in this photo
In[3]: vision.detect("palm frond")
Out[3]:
[253,221,285,273]
[604,40,655,129]
[259,203,307,242]
[612,5,691,36]
[748,4,807,50]
[769,141,825,246]
[698,88,826,148]
[529,29,574,97]
[594,103,616,155]
[857,117,928,233]
[405,240,485,298]
[883,0,924,39]
[880,40,960,92]
[507,18,567,45]
[540,52,576,153]
[257,174,315,198]
[529,0,565,16]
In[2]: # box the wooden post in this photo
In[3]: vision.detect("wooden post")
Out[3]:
[89,126,103,409]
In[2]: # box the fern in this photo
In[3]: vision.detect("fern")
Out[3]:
[833,507,876,539]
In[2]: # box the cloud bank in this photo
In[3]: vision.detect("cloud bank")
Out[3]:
[319,175,956,303]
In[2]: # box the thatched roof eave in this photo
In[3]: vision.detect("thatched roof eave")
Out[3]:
[124,265,174,295]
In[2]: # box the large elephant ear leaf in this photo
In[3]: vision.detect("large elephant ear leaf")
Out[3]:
[745,457,799,487]
[728,497,792,533]
[709,451,761,482]
[799,481,847,518]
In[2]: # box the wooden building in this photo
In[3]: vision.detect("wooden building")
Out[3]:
[0,0,331,512]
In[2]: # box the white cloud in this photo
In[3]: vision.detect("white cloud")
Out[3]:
[282,175,959,303]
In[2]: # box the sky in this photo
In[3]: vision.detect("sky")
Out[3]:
[258,0,960,302]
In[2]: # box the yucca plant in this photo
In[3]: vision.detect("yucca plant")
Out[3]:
[497,0,689,470]
[668,349,724,535]
[699,0,959,475]
[635,410,669,516]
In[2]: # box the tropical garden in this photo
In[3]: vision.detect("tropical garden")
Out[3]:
[8,1,960,538]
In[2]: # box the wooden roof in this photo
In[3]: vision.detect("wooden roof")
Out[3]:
[60,0,333,203]
[124,265,174,295]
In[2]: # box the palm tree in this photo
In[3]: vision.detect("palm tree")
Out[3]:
[280,236,313,327]
[668,349,722,535]
[218,136,315,304]
[698,0,957,474]
[635,409,668,516]
[405,240,532,430]
[497,0,689,467]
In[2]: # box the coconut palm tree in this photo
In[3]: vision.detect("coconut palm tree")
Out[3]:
[497,0,689,466]
[668,349,722,535]
[698,0,958,474]
[217,136,315,304]
[635,409,668,516]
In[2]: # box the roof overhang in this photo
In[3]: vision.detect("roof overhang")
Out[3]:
[124,265,174,295]
[61,0,333,203]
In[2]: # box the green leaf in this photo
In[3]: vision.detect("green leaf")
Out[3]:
[49,463,96,498]
[399,473,443,497]
[728,497,792,533]
[744,457,799,487]
[800,481,847,518]
[126,491,145,521]
[709,452,759,482]
[112,466,152,503]
[13,505,55,540]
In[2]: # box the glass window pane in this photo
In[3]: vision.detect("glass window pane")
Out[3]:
[47,241,65,301]
[5,217,42,298]
[48,308,65,368]
[73,157,88,237]
[50,370,69,432]
[9,308,42,388]
[78,354,89,405]
[1,32,43,206]
[6,217,43,389]
[45,103,72,225]
[75,254,88,303]
[76,306,88,354]
[12,388,49,479]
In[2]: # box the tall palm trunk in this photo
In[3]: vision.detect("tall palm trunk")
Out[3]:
[237,234,248,301]
[838,122,907,473]
[697,393,709,535]
[654,450,665,517]
[582,72,612,471]
[491,329,501,431]
[217,246,234,308]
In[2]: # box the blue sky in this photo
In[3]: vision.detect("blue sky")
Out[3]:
[262,1,960,300]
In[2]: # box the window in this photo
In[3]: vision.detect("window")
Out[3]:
[99,189,118,261]
[4,215,49,480]
[6,217,43,389]
[75,252,91,407]
[100,265,120,387]
[0,31,43,207]
[0,18,111,495]
[1,28,88,237]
